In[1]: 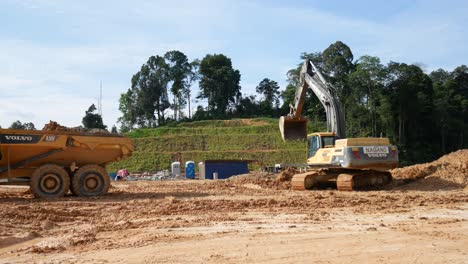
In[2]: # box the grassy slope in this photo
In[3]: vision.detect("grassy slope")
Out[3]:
[107,118,309,172]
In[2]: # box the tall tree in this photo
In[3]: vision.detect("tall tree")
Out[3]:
[118,89,137,132]
[187,59,201,119]
[234,95,260,118]
[430,68,451,154]
[322,41,354,91]
[347,56,387,137]
[82,104,107,129]
[164,51,194,121]
[198,54,241,118]
[119,55,170,129]
[382,62,434,163]
[431,66,468,154]
[137,55,171,127]
[450,65,468,148]
[9,120,36,130]
[256,78,280,110]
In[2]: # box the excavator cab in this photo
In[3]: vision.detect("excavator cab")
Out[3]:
[307,132,336,159]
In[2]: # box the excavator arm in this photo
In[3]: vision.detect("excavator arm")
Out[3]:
[279,60,346,141]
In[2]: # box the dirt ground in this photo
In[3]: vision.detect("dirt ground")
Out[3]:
[0,150,467,263]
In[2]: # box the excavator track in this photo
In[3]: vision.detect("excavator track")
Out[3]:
[291,171,319,191]
[336,174,354,191]
[291,169,392,191]
[337,171,392,191]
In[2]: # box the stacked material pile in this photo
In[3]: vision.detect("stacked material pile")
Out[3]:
[126,170,183,181]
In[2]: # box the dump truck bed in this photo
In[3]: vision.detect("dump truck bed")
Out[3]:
[0,128,133,179]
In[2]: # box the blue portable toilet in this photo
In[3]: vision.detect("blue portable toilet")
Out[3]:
[185,161,195,179]
[109,172,117,181]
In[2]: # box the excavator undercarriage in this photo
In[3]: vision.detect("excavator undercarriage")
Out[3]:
[290,168,392,191]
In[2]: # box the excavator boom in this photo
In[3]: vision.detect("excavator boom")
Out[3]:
[279,60,346,141]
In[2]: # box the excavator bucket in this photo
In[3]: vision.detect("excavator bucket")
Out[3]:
[279,116,308,141]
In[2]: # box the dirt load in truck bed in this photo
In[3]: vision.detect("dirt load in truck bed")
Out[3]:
[41,121,120,136]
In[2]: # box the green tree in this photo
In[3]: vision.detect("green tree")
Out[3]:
[382,62,434,164]
[322,41,354,91]
[82,104,107,129]
[430,68,451,154]
[111,125,118,133]
[256,78,280,112]
[235,95,261,117]
[138,55,170,127]
[192,105,209,121]
[187,59,201,119]
[347,56,387,137]
[164,51,196,121]
[431,66,468,154]
[450,65,468,148]
[118,89,137,132]
[280,84,296,110]
[119,55,171,129]
[198,54,241,118]
[9,120,36,130]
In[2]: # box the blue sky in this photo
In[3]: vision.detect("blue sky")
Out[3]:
[1,0,467,128]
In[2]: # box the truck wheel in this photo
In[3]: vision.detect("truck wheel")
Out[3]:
[71,165,110,197]
[30,164,70,198]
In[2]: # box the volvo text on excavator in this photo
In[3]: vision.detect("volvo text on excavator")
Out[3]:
[279,60,398,191]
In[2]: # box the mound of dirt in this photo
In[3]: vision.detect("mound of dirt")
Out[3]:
[220,168,299,191]
[276,167,297,182]
[391,149,468,190]
[224,171,288,190]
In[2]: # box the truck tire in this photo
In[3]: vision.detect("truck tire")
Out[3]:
[30,164,70,198]
[71,164,110,197]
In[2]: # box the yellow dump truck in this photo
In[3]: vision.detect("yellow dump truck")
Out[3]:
[0,127,133,198]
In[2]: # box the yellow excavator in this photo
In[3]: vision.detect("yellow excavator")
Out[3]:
[279,60,398,191]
